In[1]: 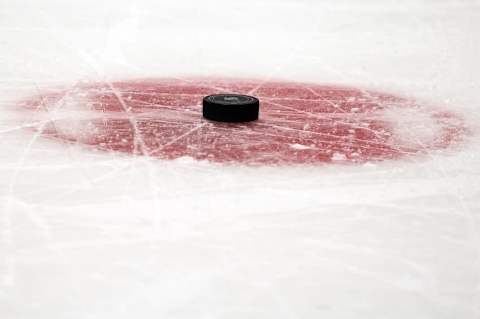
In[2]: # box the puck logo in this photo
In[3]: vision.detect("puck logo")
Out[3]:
[223,96,240,102]
[208,94,255,105]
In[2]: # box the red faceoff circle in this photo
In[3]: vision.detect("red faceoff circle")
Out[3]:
[23,79,467,165]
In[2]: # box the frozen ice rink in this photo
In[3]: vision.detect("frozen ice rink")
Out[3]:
[1,0,479,318]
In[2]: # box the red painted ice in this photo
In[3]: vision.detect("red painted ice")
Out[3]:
[22,78,467,165]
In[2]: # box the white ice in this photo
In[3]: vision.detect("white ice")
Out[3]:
[1,0,479,318]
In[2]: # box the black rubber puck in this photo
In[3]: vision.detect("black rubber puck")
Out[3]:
[202,94,259,122]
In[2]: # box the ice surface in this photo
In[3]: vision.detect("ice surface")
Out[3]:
[1,0,480,318]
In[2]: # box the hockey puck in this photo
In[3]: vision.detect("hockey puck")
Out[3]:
[203,94,259,122]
